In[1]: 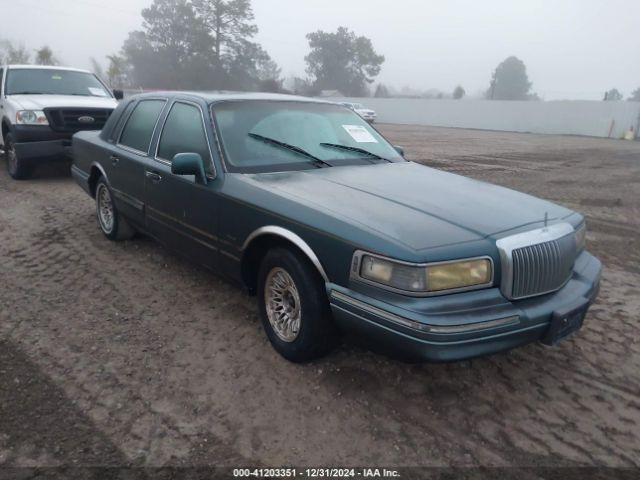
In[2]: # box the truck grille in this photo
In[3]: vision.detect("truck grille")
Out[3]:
[496,223,577,300]
[45,108,113,133]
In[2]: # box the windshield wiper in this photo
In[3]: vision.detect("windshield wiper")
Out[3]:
[248,133,332,168]
[8,92,45,95]
[320,143,392,163]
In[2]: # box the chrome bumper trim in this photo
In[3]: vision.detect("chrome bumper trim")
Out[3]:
[330,291,520,334]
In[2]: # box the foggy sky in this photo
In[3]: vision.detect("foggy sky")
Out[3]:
[2,0,638,100]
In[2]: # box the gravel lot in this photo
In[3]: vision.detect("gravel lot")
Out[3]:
[0,125,639,472]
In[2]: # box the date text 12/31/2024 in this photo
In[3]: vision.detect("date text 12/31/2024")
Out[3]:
[233,468,401,478]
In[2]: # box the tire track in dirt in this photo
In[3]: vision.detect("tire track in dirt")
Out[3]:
[1,129,639,468]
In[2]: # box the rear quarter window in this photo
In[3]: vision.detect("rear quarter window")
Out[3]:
[119,100,166,153]
[108,100,136,143]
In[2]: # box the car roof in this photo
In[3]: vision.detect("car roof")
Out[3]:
[4,64,92,74]
[130,91,339,105]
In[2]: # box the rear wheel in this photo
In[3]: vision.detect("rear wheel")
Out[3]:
[4,133,31,180]
[95,177,135,241]
[258,247,337,362]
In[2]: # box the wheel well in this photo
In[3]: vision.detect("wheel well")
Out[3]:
[241,234,324,295]
[1,120,11,143]
[88,166,103,198]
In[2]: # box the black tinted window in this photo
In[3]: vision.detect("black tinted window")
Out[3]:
[109,101,135,142]
[158,102,211,169]
[0,69,4,93]
[119,100,165,153]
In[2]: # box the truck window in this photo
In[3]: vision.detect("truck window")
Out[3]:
[157,102,211,171]
[0,69,4,95]
[118,100,165,154]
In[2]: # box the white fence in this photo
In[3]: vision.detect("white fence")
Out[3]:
[333,97,640,139]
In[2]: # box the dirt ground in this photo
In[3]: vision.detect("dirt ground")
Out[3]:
[0,125,639,471]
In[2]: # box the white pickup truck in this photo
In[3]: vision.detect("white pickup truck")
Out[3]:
[1,64,121,179]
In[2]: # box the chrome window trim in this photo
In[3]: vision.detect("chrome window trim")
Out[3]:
[350,250,495,297]
[208,103,228,173]
[496,222,576,300]
[242,226,329,282]
[330,291,520,334]
[116,98,168,156]
[154,99,217,180]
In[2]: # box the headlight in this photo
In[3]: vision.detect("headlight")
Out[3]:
[356,253,493,294]
[16,110,49,125]
[575,223,586,252]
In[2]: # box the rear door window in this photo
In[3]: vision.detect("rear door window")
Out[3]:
[119,100,165,153]
[157,102,212,172]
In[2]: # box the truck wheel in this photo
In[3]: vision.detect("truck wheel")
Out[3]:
[258,247,337,362]
[95,177,135,241]
[4,133,31,180]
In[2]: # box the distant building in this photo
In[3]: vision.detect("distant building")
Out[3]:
[319,90,343,98]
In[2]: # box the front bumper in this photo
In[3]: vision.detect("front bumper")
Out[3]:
[11,125,73,162]
[329,250,602,362]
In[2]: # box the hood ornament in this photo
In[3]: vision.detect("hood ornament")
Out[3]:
[544,212,549,228]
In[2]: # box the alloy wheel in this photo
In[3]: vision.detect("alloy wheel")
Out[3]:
[97,184,115,234]
[264,267,302,342]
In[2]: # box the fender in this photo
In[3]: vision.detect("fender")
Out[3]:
[1,117,14,147]
[90,161,109,184]
[242,226,329,282]
[84,161,110,197]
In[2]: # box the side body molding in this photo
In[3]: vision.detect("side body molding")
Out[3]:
[242,226,330,282]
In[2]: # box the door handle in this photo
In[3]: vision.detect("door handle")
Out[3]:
[145,171,162,183]
[110,155,120,166]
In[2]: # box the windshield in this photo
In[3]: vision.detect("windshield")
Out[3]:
[212,101,402,173]
[5,69,112,97]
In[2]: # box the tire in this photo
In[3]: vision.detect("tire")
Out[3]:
[258,247,337,362]
[4,133,31,180]
[95,177,135,241]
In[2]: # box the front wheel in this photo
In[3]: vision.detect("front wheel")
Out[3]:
[95,177,135,241]
[4,133,31,180]
[258,248,337,362]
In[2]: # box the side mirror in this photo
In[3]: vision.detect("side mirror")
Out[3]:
[113,89,124,100]
[172,153,207,185]
[394,145,405,157]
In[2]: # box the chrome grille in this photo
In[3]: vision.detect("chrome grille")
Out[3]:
[511,233,576,299]
[496,223,577,300]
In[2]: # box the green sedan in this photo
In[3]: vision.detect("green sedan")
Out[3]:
[71,93,602,363]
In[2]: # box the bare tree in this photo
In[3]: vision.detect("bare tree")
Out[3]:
[0,40,31,64]
[35,46,58,65]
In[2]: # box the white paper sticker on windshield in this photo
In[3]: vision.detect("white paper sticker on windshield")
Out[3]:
[342,125,378,143]
[88,87,108,97]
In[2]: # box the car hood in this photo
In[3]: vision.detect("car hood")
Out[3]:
[244,162,573,252]
[7,94,118,110]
